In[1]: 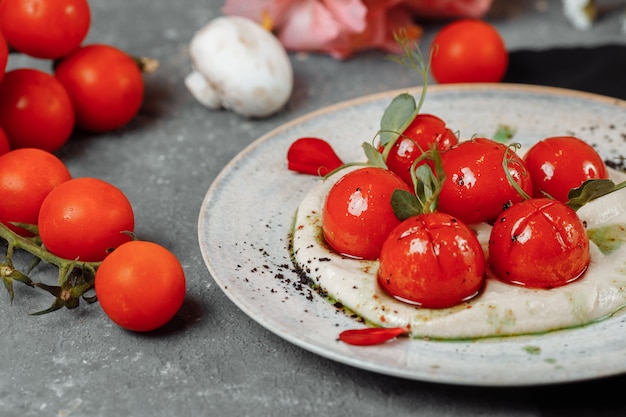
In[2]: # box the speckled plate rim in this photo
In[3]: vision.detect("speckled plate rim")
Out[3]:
[198,83,626,387]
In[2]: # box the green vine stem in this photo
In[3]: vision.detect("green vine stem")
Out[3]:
[0,221,101,314]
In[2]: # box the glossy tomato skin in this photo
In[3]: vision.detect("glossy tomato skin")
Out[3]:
[438,138,533,225]
[38,177,135,262]
[54,44,144,132]
[488,198,590,288]
[322,167,412,260]
[0,69,75,152]
[378,212,485,309]
[0,0,91,59]
[95,240,186,332]
[431,19,508,84]
[523,136,608,203]
[385,114,458,186]
[0,148,71,235]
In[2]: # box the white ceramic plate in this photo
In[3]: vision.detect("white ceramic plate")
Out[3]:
[198,84,626,386]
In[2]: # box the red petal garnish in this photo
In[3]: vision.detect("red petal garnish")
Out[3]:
[287,137,343,176]
[339,327,408,346]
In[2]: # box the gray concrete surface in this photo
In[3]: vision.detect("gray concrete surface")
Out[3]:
[2,0,626,416]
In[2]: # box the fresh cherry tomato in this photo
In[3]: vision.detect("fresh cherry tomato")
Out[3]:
[488,198,590,289]
[438,138,533,225]
[383,114,458,186]
[0,30,8,83]
[322,167,412,260]
[0,148,71,235]
[95,240,186,332]
[54,44,144,132]
[523,136,608,203]
[430,19,508,83]
[378,212,485,309]
[0,68,75,152]
[38,177,135,262]
[0,0,91,59]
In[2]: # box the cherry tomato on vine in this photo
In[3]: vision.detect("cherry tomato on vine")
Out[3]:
[322,167,412,260]
[95,240,186,332]
[384,114,458,186]
[523,136,608,203]
[54,44,144,132]
[378,212,485,309]
[437,138,533,225]
[0,148,71,235]
[0,68,75,152]
[430,19,508,84]
[0,0,91,59]
[38,177,135,262]
[488,198,590,289]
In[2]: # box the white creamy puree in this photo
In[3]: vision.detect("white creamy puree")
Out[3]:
[291,169,626,340]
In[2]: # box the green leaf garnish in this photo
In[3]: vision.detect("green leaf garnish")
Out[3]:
[379,93,416,147]
[566,179,626,211]
[362,142,387,169]
[391,189,422,221]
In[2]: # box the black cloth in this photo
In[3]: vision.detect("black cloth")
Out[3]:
[503,44,626,100]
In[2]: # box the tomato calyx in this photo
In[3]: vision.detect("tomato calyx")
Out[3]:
[0,220,101,314]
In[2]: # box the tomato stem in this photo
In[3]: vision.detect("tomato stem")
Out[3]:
[0,221,101,313]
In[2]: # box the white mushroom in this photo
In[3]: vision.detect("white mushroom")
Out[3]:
[185,16,294,118]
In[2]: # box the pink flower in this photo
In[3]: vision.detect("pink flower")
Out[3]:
[222,0,493,59]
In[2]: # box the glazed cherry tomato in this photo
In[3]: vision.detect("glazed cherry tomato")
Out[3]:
[488,198,590,289]
[384,114,458,186]
[0,148,71,235]
[95,240,186,332]
[0,31,8,83]
[322,167,412,260]
[0,68,75,152]
[0,0,91,59]
[38,177,135,262]
[54,44,144,132]
[430,19,508,83]
[378,212,485,308]
[523,136,608,203]
[438,138,533,225]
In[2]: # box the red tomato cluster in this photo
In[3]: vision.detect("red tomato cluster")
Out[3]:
[0,0,145,153]
[0,147,186,331]
[0,1,181,332]
[289,113,608,309]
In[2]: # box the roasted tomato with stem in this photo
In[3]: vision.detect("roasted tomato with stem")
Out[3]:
[488,197,590,288]
[437,138,533,225]
[0,68,75,152]
[322,166,412,260]
[383,113,458,186]
[95,240,186,332]
[38,177,135,262]
[0,148,72,236]
[0,0,91,59]
[54,44,144,132]
[523,136,608,203]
